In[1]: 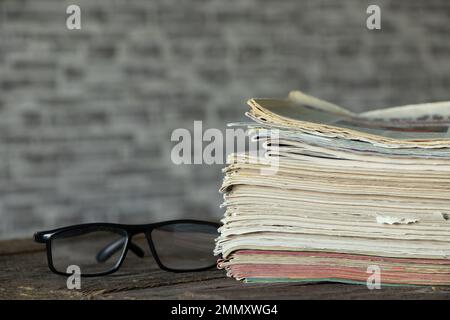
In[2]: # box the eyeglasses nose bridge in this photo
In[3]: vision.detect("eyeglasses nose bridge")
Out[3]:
[123,232,146,258]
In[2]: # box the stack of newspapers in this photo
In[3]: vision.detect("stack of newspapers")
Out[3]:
[215,91,450,286]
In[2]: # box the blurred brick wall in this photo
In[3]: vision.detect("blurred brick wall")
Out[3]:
[0,0,449,238]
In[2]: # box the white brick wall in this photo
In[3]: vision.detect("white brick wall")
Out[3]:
[0,0,449,238]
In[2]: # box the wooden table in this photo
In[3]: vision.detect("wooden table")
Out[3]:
[1,238,450,300]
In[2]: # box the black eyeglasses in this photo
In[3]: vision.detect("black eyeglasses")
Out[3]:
[34,220,220,277]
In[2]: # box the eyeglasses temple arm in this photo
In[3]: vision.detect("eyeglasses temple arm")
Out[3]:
[96,238,145,263]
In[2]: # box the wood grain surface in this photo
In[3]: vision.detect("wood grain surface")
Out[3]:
[1,239,449,300]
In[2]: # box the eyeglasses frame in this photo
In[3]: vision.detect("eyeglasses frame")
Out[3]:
[34,219,221,277]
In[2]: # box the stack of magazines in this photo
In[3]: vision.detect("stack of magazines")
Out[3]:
[215,91,450,286]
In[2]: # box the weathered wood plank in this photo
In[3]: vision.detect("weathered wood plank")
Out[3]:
[1,239,450,300]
